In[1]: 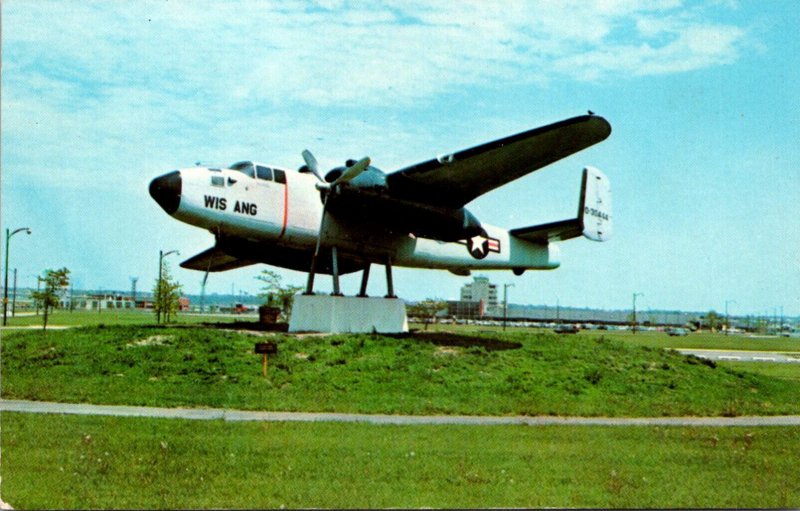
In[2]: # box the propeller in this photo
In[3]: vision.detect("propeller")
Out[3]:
[302,150,370,189]
[303,154,372,294]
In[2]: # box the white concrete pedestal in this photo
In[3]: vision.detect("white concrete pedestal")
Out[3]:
[289,294,408,333]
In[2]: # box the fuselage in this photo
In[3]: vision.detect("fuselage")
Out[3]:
[149,162,560,275]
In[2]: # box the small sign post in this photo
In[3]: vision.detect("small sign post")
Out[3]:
[254,342,278,378]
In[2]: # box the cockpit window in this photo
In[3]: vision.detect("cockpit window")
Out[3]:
[211,175,224,187]
[256,165,273,181]
[229,161,256,178]
[274,169,287,184]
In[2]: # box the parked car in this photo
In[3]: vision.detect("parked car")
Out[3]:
[554,324,579,334]
[666,327,689,336]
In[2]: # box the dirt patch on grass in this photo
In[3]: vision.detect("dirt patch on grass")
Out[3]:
[434,346,462,357]
[203,321,289,332]
[395,332,523,352]
[126,335,173,348]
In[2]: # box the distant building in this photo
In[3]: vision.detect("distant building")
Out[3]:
[460,275,498,315]
[63,294,137,310]
[179,297,190,311]
[446,299,484,319]
[61,293,190,311]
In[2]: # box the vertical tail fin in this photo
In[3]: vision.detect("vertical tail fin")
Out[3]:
[579,166,612,241]
[509,166,612,243]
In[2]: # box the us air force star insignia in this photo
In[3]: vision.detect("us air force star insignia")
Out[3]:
[460,235,501,260]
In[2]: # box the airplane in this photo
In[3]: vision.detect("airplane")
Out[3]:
[149,113,612,297]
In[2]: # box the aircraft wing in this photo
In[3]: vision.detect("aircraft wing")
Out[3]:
[385,115,611,208]
[180,246,257,272]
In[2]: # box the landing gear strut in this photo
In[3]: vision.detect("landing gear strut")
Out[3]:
[306,250,397,298]
[358,264,371,297]
[385,256,396,298]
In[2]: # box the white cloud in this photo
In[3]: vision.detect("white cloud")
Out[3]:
[3,1,752,110]
[0,0,756,195]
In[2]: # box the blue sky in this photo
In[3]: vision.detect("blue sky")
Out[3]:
[2,0,799,316]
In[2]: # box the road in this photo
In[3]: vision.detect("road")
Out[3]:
[677,349,800,364]
[2,399,799,427]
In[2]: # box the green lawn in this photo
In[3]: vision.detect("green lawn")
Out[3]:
[2,325,798,417]
[413,322,800,352]
[718,361,800,382]
[3,322,798,509]
[1,413,797,509]
[1,309,247,327]
[596,330,800,353]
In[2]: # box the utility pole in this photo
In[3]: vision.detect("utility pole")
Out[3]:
[11,269,17,317]
[725,299,736,336]
[3,227,31,325]
[502,283,514,331]
[632,292,644,334]
[773,307,778,334]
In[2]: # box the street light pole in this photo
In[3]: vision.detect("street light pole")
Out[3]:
[502,283,514,331]
[632,292,644,335]
[157,249,179,324]
[12,269,17,317]
[724,299,736,336]
[3,227,31,326]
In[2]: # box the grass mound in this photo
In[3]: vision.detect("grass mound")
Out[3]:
[2,325,796,417]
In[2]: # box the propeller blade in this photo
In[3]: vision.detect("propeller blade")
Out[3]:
[331,156,370,186]
[199,259,212,312]
[302,149,325,182]
[305,191,331,294]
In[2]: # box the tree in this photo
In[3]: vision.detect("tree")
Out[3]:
[407,298,448,330]
[30,267,70,331]
[256,269,302,320]
[705,310,720,332]
[153,261,182,324]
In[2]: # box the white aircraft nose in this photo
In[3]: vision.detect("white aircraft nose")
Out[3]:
[149,170,182,214]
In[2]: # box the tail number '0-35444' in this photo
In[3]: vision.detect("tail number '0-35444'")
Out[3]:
[204,195,257,216]
[584,206,609,221]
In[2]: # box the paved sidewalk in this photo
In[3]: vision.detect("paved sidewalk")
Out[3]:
[3,399,800,427]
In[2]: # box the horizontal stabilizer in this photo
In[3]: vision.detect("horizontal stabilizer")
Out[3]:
[180,246,257,272]
[509,218,583,244]
[510,166,612,243]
